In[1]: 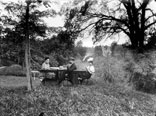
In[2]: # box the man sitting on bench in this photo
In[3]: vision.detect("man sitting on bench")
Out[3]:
[58,57,77,84]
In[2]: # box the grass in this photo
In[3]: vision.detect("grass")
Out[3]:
[0,65,26,76]
[0,75,156,116]
[0,76,40,88]
[1,51,156,116]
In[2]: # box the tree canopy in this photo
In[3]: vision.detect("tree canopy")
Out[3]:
[0,0,81,66]
[67,0,156,50]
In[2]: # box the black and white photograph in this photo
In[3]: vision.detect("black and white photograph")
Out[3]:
[0,0,156,115]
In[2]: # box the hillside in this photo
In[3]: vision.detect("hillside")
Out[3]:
[0,79,155,116]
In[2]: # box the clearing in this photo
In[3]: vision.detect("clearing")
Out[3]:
[0,76,156,116]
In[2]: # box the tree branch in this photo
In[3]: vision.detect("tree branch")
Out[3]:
[145,20,156,29]
[145,14,156,22]
[117,26,130,37]
[76,22,96,33]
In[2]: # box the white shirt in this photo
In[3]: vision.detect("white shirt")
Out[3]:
[42,62,50,70]
[86,65,95,74]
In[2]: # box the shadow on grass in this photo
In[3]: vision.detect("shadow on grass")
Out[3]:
[41,78,95,88]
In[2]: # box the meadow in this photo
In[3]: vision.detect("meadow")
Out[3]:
[0,48,156,116]
[0,76,156,116]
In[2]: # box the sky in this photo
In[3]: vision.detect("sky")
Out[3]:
[0,0,156,47]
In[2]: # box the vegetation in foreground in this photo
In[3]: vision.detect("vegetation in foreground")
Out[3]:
[0,78,156,116]
[1,44,156,116]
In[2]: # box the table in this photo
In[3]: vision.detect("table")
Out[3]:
[31,70,40,80]
[39,69,91,85]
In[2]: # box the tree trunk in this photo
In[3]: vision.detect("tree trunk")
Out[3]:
[25,3,32,91]
[25,41,32,91]
[129,34,138,49]
[138,34,144,52]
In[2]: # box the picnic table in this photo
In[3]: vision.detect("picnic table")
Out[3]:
[39,68,91,85]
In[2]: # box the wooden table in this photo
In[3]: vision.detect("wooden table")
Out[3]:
[39,69,91,85]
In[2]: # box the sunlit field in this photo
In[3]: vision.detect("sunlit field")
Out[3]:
[1,0,156,115]
[0,53,156,116]
[0,76,155,116]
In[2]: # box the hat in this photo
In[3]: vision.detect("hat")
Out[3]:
[44,57,49,61]
[87,57,94,62]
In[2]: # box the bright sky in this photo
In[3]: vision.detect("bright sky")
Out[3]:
[0,0,69,26]
[0,0,156,47]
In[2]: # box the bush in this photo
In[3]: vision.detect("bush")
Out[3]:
[132,72,156,93]
[123,52,156,93]
[49,54,59,67]
[73,47,87,58]
[94,46,103,56]
[94,50,156,93]
[0,64,26,76]
[94,56,127,84]
[56,54,68,66]
[0,59,15,66]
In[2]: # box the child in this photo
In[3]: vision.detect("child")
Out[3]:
[86,57,95,75]
[79,57,95,84]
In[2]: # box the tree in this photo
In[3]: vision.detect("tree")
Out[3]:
[1,0,53,91]
[94,45,103,56]
[67,0,156,51]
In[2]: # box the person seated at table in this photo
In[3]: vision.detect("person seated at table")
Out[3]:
[86,57,95,75]
[58,57,77,85]
[67,57,77,84]
[42,57,51,70]
[67,57,77,71]
[40,57,55,81]
[79,57,95,84]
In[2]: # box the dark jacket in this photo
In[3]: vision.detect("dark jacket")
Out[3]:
[67,63,77,71]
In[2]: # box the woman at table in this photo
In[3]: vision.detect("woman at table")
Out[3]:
[40,57,55,82]
[42,57,51,70]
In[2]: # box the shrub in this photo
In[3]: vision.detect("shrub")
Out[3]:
[94,46,103,56]
[94,50,156,93]
[94,56,127,84]
[132,72,156,93]
[123,52,156,93]
[0,59,15,66]
[0,64,26,76]
[49,55,59,67]
[56,54,68,66]
[73,46,87,58]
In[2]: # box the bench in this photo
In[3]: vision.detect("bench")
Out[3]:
[39,69,92,85]
[31,70,40,80]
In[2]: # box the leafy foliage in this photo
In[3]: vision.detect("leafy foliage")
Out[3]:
[0,1,51,66]
[67,0,156,50]
[94,46,103,56]
[94,46,156,93]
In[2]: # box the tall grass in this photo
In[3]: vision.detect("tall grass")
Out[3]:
[0,84,155,116]
[94,48,156,93]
